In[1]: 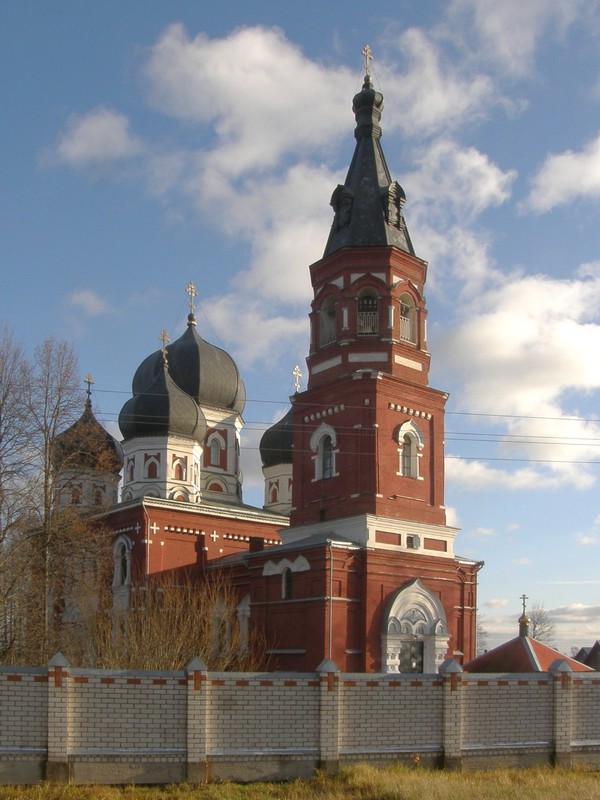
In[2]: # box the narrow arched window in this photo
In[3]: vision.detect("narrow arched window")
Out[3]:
[358,292,378,335]
[210,439,221,466]
[319,297,336,346]
[146,460,158,479]
[282,567,293,600]
[402,434,413,477]
[322,435,334,479]
[399,293,416,343]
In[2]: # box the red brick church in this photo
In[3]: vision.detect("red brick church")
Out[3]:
[56,65,481,673]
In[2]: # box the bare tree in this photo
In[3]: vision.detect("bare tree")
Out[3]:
[529,604,557,646]
[476,613,489,656]
[93,572,270,672]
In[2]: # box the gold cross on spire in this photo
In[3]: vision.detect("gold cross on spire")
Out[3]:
[361,44,373,76]
[158,329,170,360]
[186,281,197,315]
[292,365,302,393]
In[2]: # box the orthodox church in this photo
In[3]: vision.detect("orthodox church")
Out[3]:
[55,62,481,672]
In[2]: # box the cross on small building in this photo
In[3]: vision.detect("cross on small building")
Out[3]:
[520,593,529,615]
[84,373,94,406]
[149,522,160,536]
[210,531,219,542]
[293,365,302,393]
[186,281,197,315]
[134,522,141,535]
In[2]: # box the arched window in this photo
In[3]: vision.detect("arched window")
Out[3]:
[322,435,334,479]
[319,296,336,346]
[357,291,378,335]
[402,434,414,477]
[71,486,81,505]
[145,459,158,479]
[210,439,221,466]
[113,538,132,588]
[269,482,279,504]
[399,293,416,343]
[94,486,103,506]
[173,457,186,481]
[127,458,135,483]
[396,420,424,479]
[310,423,338,481]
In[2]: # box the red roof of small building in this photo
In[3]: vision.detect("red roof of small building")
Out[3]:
[464,635,593,673]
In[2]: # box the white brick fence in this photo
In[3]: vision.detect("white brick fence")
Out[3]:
[1,655,600,784]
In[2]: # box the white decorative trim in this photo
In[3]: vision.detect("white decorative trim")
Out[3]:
[311,355,342,374]
[394,355,423,371]
[262,555,310,576]
[349,352,387,362]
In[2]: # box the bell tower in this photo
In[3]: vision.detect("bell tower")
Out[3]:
[290,65,448,532]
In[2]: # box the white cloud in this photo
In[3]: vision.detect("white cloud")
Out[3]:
[469,526,496,538]
[66,289,113,317]
[447,0,590,77]
[512,557,530,566]
[142,24,351,176]
[526,132,600,212]
[576,534,597,545]
[380,28,496,136]
[485,597,509,608]
[54,107,142,168]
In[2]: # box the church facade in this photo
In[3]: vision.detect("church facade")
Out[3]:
[56,66,481,673]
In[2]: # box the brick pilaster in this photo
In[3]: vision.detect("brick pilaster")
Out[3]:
[46,653,71,783]
[549,660,573,767]
[317,659,340,774]
[186,657,208,783]
[440,658,463,771]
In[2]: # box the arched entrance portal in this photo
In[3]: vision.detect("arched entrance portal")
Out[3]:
[381,579,450,673]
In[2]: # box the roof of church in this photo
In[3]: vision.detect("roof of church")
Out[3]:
[323,73,414,257]
[54,399,124,473]
[464,633,592,673]
[260,407,294,468]
[119,357,207,443]
[119,312,245,442]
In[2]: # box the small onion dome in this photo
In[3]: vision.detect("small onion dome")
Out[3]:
[260,407,294,468]
[131,315,245,414]
[119,361,207,443]
[54,403,124,474]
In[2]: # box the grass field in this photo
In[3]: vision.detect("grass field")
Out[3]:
[1,764,600,800]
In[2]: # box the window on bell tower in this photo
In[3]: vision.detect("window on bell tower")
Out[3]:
[399,293,416,343]
[357,291,378,335]
[310,423,338,481]
[319,296,336,346]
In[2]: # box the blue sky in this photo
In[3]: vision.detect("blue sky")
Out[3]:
[3,0,600,654]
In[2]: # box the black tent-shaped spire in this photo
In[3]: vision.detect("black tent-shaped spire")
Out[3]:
[324,70,414,257]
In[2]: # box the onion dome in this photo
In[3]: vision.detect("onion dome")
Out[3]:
[260,407,294,468]
[119,359,207,443]
[54,399,124,474]
[131,314,245,414]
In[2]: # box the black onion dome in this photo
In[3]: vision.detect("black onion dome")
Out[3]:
[119,361,207,443]
[260,407,294,468]
[54,403,124,474]
[132,316,245,414]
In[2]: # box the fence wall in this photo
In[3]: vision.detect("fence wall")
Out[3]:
[1,656,600,784]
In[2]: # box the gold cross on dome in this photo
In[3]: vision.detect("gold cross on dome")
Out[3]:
[361,44,373,76]
[158,329,170,358]
[186,281,197,314]
[292,365,302,392]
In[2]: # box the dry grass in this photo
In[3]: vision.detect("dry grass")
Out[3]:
[2,764,600,800]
